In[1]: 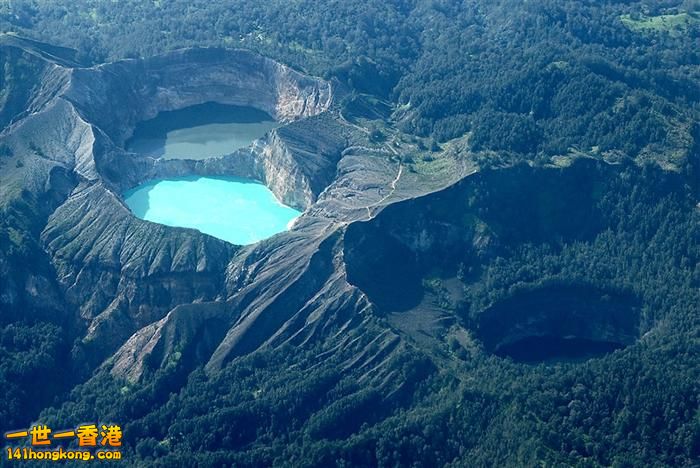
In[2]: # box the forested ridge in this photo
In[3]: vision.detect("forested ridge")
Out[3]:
[0,0,699,467]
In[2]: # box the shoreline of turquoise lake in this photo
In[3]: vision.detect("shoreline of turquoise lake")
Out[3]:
[124,176,301,245]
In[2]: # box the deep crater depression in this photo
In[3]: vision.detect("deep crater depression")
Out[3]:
[477,284,642,363]
[123,103,300,245]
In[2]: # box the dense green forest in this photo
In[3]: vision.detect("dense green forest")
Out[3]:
[0,0,699,466]
[1,0,699,166]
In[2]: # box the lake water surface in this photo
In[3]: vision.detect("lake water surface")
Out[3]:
[126,102,278,160]
[124,176,300,245]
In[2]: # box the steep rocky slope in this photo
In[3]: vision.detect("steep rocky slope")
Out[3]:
[0,37,340,365]
[0,35,428,386]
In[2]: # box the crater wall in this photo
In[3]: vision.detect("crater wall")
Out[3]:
[0,43,340,367]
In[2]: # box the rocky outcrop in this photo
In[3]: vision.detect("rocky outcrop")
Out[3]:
[207,228,344,370]
[54,47,341,212]
[136,112,347,211]
[0,35,74,131]
[255,113,348,209]
[41,181,234,359]
[110,301,230,382]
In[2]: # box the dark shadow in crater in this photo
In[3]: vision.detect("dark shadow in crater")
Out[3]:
[130,101,274,138]
[122,179,159,217]
[344,221,423,312]
[495,336,625,364]
[477,284,641,364]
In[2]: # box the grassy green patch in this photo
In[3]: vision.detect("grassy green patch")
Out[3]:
[620,11,699,36]
[410,151,456,178]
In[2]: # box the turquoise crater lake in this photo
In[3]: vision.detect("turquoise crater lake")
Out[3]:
[124,176,301,245]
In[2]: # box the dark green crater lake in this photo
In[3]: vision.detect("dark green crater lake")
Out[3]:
[126,102,278,160]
